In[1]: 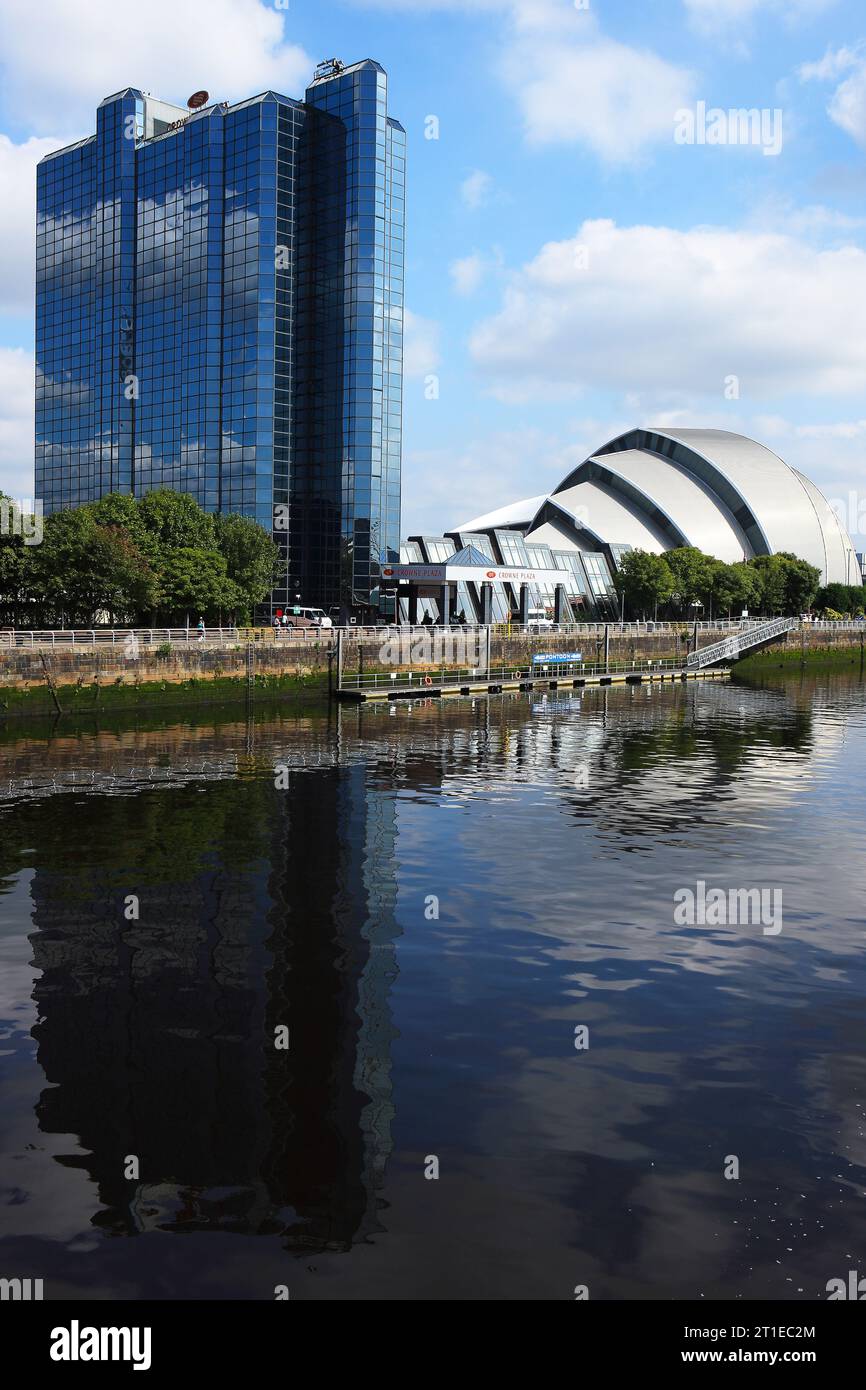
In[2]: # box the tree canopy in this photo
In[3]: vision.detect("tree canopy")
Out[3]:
[0,490,282,627]
[615,544,832,620]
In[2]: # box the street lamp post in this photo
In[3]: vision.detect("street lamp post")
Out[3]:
[690,599,704,653]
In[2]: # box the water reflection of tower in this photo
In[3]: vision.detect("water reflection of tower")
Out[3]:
[28,759,399,1253]
[263,760,399,1248]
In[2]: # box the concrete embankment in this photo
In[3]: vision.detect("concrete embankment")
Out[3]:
[1,625,862,716]
[736,627,866,673]
[0,640,333,716]
[0,628,690,718]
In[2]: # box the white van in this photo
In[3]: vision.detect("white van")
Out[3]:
[526,606,555,631]
[282,607,333,630]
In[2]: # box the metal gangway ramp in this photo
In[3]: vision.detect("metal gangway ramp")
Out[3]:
[687,616,798,669]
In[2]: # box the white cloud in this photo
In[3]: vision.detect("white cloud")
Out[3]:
[499,25,696,162]
[0,0,312,132]
[798,46,860,83]
[450,254,487,296]
[460,169,493,209]
[799,44,866,148]
[469,218,866,402]
[793,419,866,439]
[0,134,76,316]
[0,348,35,499]
[354,0,695,164]
[825,65,866,149]
[403,309,441,379]
[685,0,835,38]
[402,426,570,536]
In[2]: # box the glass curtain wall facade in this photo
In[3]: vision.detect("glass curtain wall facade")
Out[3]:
[35,61,404,619]
[304,62,405,619]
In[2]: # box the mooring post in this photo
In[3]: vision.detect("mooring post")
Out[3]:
[604,623,610,674]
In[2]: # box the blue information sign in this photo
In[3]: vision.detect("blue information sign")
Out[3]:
[532,652,583,664]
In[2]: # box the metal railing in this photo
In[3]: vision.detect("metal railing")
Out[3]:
[340,618,866,638]
[239,626,337,642]
[687,616,798,668]
[0,627,239,649]
[1,617,861,653]
[339,657,691,693]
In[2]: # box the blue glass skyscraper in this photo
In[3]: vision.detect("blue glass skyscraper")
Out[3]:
[35,59,405,619]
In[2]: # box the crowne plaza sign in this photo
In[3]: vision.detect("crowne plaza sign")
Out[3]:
[381,562,562,584]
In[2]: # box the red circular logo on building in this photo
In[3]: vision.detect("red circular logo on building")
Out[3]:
[486,570,496,579]
[187,91,210,109]
[382,567,393,577]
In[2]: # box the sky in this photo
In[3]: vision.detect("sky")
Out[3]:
[0,0,864,541]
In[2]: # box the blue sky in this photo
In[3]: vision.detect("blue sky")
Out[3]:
[0,0,864,540]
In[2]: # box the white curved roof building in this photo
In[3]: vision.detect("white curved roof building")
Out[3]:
[455,427,859,588]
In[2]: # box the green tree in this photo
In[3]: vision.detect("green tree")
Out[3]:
[614,549,674,618]
[88,493,160,566]
[816,582,865,616]
[0,493,33,625]
[707,560,761,618]
[137,490,217,555]
[158,547,242,623]
[664,547,714,612]
[774,552,821,615]
[27,509,157,626]
[213,512,283,622]
[747,555,788,614]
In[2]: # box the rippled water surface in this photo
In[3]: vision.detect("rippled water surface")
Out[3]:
[1,671,865,1300]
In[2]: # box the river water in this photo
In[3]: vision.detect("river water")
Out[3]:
[1,670,864,1300]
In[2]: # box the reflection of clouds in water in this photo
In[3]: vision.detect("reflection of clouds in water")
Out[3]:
[0,878,97,1244]
[0,874,36,1035]
[412,683,866,980]
[0,1111,97,1245]
[0,933,34,1039]
[374,679,866,1296]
